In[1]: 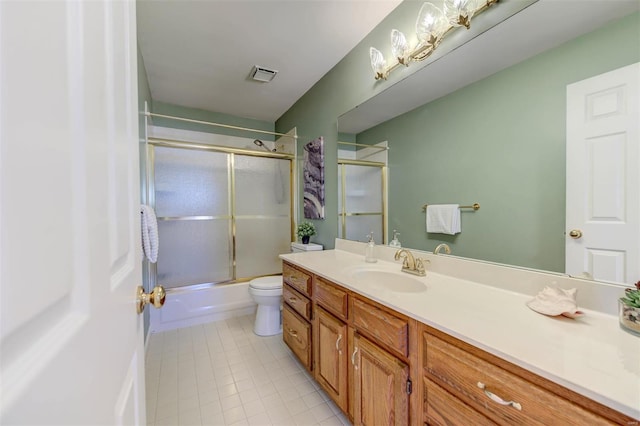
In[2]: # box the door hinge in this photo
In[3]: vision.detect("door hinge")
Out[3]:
[406,378,412,395]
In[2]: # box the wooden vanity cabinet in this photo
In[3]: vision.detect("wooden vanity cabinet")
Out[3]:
[282,262,313,372]
[422,326,633,426]
[285,263,417,425]
[283,261,635,425]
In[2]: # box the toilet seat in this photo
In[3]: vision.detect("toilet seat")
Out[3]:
[249,276,282,290]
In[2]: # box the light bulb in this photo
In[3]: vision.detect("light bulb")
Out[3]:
[444,0,477,29]
[415,2,445,45]
[390,29,410,65]
[369,47,387,79]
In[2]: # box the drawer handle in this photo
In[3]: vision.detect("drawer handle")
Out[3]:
[351,347,359,370]
[288,296,298,303]
[477,382,522,411]
[287,328,298,338]
[336,334,342,354]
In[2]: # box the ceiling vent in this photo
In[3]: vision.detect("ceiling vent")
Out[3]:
[251,65,278,83]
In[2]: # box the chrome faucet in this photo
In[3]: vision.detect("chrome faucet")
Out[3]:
[394,249,426,276]
[434,243,451,255]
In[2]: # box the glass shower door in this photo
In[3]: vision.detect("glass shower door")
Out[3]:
[234,155,291,278]
[153,146,232,289]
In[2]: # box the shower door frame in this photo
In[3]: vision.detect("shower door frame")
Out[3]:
[338,159,388,244]
[147,137,295,291]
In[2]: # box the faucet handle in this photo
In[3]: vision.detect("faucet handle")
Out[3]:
[415,258,429,276]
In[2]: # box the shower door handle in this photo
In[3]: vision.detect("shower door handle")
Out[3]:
[136,285,166,314]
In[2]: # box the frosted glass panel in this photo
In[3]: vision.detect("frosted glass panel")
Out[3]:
[235,155,290,216]
[156,219,232,288]
[345,165,382,213]
[236,217,291,278]
[154,147,229,217]
[346,216,383,244]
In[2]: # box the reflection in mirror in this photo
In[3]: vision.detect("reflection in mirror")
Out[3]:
[338,142,388,245]
[338,2,640,286]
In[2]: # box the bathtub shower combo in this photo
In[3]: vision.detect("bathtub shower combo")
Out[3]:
[142,115,297,332]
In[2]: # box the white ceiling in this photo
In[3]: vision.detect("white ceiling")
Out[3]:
[136,0,403,123]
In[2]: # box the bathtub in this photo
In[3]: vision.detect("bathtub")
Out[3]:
[148,282,257,332]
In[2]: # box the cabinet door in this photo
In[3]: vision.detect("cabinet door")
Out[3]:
[315,307,348,412]
[353,333,409,426]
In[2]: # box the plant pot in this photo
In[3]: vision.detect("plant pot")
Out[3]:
[619,298,640,336]
[301,236,310,244]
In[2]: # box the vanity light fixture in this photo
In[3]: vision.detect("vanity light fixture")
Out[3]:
[370,0,498,80]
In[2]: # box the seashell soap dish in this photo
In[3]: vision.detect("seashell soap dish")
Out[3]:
[527,286,584,319]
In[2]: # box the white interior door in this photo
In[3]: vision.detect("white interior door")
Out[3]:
[0,1,145,424]
[566,62,640,285]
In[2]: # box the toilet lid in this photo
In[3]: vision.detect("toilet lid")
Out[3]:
[249,276,283,290]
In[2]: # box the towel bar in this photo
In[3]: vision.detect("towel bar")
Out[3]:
[421,203,480,212]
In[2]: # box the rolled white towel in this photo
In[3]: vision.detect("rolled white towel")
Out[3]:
[140,205,159,263]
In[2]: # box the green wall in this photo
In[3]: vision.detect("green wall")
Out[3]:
[360,11,640,272]
[277,9,639,272]
[276,1,425,247]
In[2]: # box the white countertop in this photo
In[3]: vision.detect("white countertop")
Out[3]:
[280,247,640,420]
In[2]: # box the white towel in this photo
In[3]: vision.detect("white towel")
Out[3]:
[426,204,461,235]
[140,205,159,263]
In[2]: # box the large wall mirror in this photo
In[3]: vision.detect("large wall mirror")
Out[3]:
[338,1,639,286]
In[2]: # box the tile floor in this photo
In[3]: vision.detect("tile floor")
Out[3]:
[145,315,352,426]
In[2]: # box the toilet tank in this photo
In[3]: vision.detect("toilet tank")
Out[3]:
[291,242,323,253]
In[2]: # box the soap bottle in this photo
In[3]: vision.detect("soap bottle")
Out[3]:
[389,230,401,248]
[365,232,377,263]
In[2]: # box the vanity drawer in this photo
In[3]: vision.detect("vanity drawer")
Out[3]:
[423,332,613,426]
[283,283,311,320]
[283,304,312,371]
[283,262,312,297]
[352,297,408,358]
[314,277,348,321]
[424,378,495,426]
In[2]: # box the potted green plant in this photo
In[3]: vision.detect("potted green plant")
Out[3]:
[619,281,640,336]
[296,222,316,244]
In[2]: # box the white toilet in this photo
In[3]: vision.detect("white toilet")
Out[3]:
[248,276,284,336]
[249,242,323,336]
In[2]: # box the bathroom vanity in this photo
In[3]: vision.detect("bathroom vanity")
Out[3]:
[280,240,640,425]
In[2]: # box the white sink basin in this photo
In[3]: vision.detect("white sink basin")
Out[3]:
[347,265,427,293]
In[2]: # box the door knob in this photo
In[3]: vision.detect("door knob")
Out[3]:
[569,229,583,239]
[136,285,166,314]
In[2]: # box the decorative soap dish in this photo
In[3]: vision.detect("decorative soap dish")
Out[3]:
[527,286,584,318]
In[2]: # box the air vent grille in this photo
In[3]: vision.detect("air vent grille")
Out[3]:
[251,65,278,83]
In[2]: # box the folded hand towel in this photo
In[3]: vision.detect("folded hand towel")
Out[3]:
[426,204,461,235]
